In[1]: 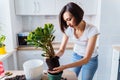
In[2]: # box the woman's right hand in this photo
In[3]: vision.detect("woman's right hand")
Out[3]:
[48,65,66,74]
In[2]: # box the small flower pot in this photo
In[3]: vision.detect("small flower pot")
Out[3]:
[0,46,6,55]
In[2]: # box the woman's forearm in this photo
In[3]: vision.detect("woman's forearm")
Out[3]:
[63,57,89,69]
[56,33,69,57]
[56,49,64,57]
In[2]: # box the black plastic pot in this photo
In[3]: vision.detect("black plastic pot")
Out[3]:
[46,56,63,74]
[46,56,59,70]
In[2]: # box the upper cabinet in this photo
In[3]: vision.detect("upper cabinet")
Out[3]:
[15,0,56,15]
[55,0,75,15]
[77,0,98,15]
[56,0,98,15]
[15,0,98,15]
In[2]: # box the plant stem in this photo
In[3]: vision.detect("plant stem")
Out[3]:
[48,41,55,58]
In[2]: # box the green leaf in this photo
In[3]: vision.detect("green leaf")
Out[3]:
[26,23,55,58]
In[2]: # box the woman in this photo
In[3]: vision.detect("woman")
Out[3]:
[49,2,99,80]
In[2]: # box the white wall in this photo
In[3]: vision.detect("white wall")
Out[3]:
[21,16,63,42]
[0,0,23,70]
[21,15,99,43]
[0,0,14,50]
[98,0,120,80]
[0,0,23,50]
[9,0,23,48]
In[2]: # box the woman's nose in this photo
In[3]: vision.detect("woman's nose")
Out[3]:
[67,22,71,26]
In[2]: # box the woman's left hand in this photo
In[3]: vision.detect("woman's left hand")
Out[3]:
[48,65,66,74]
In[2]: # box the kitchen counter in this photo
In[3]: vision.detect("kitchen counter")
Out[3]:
[112,45,120,51]
[0,49,16,61]
[17,42,74,50]
[1,70,78,80]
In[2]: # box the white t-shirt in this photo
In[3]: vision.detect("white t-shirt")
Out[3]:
[65,23,100,57]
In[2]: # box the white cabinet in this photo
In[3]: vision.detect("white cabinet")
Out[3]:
[110,45,120,80]
[15,0,98,15]
[15,0,56,15]
[77,0,98,15]
[17,50,47,70]
[56,0,75,14]
[15,0,34,15]
[56,0,98,15]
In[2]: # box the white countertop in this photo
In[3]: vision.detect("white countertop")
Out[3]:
[112,45,120,51]
[0,49,16,61]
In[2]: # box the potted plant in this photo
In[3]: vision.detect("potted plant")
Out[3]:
[26,23,63,80]
[0,35,6,54]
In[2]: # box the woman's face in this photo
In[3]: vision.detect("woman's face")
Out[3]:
[63,11,76,28]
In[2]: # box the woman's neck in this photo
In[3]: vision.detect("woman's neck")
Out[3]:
[74,20,86,32]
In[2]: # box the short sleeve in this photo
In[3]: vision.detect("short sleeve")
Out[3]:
[88,26,100,38]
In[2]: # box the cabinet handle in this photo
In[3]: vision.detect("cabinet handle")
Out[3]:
[118,63,120,73]
[37,2,40,13]
[118,59,120,73]
[34,1,37,13]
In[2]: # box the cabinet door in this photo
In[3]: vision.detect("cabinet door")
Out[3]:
[36,0,56,15]
[15,0,35,15]
[15,0,56,15]
[56,0,98,15]
[56,0,76,14]
[17,50,47,70]
[76,0,98,15]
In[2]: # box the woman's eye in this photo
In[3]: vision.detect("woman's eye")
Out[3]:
[67,18,71,21]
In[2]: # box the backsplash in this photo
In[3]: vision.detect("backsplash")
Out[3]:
[21,15,97,42]
[21,15,63,42]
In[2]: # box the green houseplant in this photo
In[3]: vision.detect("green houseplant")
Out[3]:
[26,23,63,80]
[0,35,6,54]
[26,23,55,58]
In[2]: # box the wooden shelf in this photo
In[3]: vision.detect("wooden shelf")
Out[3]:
[112,45,120,51]
[17,42,74,50]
